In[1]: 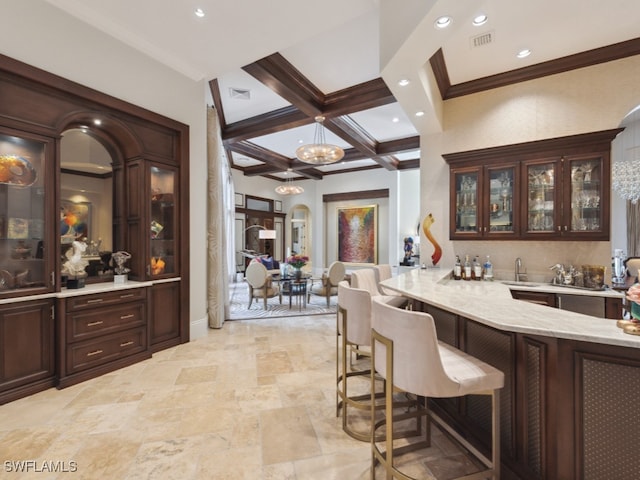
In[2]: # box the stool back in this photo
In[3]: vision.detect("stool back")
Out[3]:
[337,280,372,346]
[350,268,381,297]
[372,296,454,397]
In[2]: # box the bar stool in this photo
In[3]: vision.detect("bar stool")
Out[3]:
[336,281,411,442]
[370,296,504,480]
[373,264,403,296]
[351,268,383,297]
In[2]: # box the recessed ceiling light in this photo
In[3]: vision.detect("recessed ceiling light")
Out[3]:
[93,119,102,126]
[472,14,488,26]
[516,49,532,59]
[435,16,452,29]
[415,111,425,117]
[392,117,400,123]
[398,78,410,87]
[194,8,205,18]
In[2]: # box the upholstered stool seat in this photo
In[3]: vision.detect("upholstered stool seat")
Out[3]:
[336,281,411,442]
[371,296,504,480]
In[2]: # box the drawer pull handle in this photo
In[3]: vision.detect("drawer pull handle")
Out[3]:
[120,293,134,298]
[87,349,103,357]
[120,341,134,347]
[87,321,104,327]
[120,314,134,320]
[87,299,103,304]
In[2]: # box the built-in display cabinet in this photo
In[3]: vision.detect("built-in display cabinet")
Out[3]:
[444,129,622,240]
[0,54,189,404]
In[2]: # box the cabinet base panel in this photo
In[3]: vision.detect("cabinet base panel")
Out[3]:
[0,377,57,406]
[57,351,152,390]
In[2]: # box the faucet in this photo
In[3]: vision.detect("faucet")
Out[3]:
[515,257,528,282]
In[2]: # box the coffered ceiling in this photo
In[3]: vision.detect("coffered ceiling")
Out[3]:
[45,0,640,183]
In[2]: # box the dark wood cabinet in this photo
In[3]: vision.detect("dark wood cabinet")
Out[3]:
[0,299,55,404]
[149,281,181,352]
[0,53,190,402]
[449,162,519,239]
[418,302,640,480]
[57,287,151,388]
[510,289,622,319]
[444,129,620,241]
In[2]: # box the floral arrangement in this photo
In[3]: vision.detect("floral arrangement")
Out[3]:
[287,254,309,269]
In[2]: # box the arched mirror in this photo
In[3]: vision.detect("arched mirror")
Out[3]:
[60,129,114,282]
[290,205,311,263]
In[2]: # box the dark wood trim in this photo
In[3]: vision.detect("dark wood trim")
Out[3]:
[222,106,310,143]
[432,37,640,100]
[61,168,113,179]
[443,129,624,166]
[208,78,227,129]
[322,188,389,203]
[323,78,396,117]
[242,53,324,118]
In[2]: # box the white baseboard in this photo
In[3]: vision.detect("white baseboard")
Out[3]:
[190,316,208,340]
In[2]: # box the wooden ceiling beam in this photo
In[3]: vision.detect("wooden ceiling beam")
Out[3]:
[221,106,310,144]
[227,141,292,172]
[242,53,324,118]
[377,136,420,155]
[323,78,396,117]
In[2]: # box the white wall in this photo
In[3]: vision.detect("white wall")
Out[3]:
[2,1,208,339]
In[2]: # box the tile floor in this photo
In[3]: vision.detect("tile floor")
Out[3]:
[0,314,480,479]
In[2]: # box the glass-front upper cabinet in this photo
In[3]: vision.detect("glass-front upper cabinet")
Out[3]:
[524,160,558,236]
[451,164,518,239]
[487,165,516,235]
[0,130,54,297]
[149,164,177,277]
[452,169,479,236]
[564,155,606,236]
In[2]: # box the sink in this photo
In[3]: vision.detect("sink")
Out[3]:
[500,280,543,288]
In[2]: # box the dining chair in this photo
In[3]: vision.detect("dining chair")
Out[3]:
[245,261,281,309]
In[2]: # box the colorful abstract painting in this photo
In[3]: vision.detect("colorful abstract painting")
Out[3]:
[337,205,377,265]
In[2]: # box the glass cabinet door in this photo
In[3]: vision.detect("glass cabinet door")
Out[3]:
[0,132,52,296]
[149,165,177,277]
[566,156,603,234]
[526,161,556,234]
[453,170,479,234]
[487,166,515,234]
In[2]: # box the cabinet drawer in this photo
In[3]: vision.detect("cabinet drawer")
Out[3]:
[67,302,145,342]
[66,327,147,374]
[66,288,146,311]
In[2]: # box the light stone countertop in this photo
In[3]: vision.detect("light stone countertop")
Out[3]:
[380,267,639,350]
[0,280,157,304]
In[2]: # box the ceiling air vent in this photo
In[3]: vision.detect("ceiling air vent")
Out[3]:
[470,31,494,48]
[229,87,250,100]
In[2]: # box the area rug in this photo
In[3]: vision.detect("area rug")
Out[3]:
[226,280,337,320]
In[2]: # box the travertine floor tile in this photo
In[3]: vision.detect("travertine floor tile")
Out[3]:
[0,313,480,479]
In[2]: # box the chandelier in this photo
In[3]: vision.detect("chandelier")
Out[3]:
[295,115,344,165]
[612,151,640,204]
[275,170,304,195]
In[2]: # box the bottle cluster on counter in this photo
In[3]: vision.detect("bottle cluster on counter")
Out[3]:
[454,254,493,281]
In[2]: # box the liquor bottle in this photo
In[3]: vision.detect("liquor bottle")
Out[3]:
[473,256,482,280]
[454,255,462,280]
[463,254,471,281]
[483,255,494,281]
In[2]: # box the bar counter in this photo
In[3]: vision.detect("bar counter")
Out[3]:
[380,267,635,348]
[380,267,639,480]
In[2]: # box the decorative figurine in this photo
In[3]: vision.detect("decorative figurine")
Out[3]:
[62,240,89,288]
[112,250,132,284]
[422,213,443,267]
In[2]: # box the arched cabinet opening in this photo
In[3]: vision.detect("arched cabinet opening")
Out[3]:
[60,128,115,285]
